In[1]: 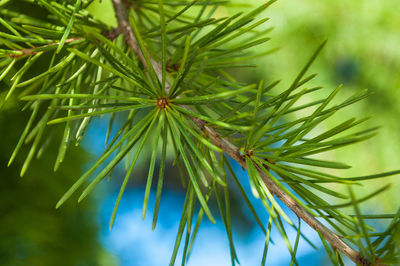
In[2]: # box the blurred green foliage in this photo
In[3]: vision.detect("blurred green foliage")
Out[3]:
[0,105,115,265]
[240,0,400,211]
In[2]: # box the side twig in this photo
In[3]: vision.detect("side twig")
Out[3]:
[8,28,121,59]
[111,1,373,265]
[8,38,81,59]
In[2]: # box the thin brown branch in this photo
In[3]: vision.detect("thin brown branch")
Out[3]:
[111,0,148,68]
[8,28,121,59]
[111,1,375,265]
[8,38,82,59]
[111,0,165,86]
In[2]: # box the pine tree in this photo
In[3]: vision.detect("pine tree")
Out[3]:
[1,0,399,265]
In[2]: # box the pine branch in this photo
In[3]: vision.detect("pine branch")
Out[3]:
[111,0,376,264]
[3,1,396,264]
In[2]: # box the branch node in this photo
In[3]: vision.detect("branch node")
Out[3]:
[157,98,169,109]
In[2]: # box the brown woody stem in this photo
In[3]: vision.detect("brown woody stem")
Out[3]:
[111,1,373,265]
[8,27,121,59]
[8,38,81,59]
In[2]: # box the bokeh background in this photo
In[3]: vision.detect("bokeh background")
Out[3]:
[1,0,399,265]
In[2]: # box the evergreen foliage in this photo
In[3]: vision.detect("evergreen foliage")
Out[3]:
[1,0,399,264]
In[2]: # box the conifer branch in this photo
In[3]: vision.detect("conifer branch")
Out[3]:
[111,0,375,264]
